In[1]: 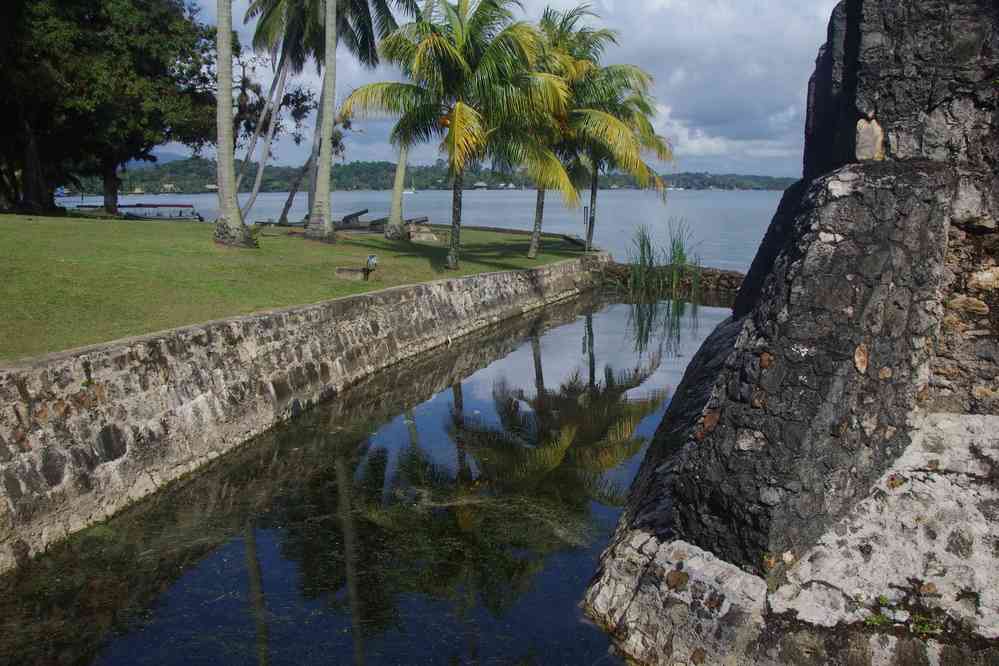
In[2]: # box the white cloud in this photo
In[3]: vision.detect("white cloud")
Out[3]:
[193,0,842,176]
[656,104,799,167]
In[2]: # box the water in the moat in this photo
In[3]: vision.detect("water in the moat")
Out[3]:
[0,295,729,665]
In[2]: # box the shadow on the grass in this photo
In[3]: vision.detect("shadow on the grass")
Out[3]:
[340,236,583,275]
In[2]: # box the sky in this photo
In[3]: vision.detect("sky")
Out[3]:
[192,0,840,177]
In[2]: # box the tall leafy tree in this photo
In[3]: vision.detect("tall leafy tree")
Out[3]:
[343,0,571,268]
[215,0,257,247]
[0,0,216,214]
[84,2,217,215]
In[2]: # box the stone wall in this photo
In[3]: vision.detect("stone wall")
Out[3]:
[585,0,999,663]
[0,255,608,573]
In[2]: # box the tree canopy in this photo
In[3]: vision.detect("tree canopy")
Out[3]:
[0,0,217,212]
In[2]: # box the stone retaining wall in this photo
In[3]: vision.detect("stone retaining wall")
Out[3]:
[0,254,608,573]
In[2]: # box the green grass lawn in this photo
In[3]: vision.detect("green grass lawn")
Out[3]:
[0,214,583,363]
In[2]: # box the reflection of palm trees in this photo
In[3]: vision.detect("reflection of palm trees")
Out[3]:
[269,417,402,642]
[256,333,669,662]
[531,333,546,400]
[460,358,667,512]
[335,454,365,666]
[585,314,597,391]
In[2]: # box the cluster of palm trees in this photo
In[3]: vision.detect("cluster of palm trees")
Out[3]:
[214,0,671,268]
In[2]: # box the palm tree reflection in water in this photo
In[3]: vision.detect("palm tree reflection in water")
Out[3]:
[267,311,678,663]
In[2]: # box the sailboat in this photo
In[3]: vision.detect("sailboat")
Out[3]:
[404,175,416,195]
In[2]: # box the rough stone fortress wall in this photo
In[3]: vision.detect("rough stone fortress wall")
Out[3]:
[0,255,608,573]
[584,1,999,664]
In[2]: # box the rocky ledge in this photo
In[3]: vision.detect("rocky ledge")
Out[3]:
[584,0,999,663]
[586,413,999,665]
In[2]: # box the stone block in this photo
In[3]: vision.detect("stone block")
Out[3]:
[855,118,885,161]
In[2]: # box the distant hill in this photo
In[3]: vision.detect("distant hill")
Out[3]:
[70,158,798,194]
[126,151,191,171]
[662,172,798,191]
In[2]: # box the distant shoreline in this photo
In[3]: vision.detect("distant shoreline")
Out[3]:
[67,158,798,197]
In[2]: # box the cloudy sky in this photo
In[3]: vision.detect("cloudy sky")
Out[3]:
[195,0,839,177]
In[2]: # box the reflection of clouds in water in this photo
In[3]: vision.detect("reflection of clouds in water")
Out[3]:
[466,303,730,405]
[365,301,729,493]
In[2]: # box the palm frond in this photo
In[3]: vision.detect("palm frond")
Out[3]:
[443,100,486,173]
[341,81,434,118]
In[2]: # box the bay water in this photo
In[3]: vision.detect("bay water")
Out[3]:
[63,188,782,271]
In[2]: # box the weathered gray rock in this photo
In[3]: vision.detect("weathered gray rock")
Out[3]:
[585,535,768,665]
[805,0,999,180]
[642,162,954,573]
[587,414,999,664]
[772,413,999,638]
[586,0,999,662]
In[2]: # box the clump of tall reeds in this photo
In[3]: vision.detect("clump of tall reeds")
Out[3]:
[621,219,704,356]
[623,218,702,301]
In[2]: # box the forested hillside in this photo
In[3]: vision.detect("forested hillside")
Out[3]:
[70,158,797,194]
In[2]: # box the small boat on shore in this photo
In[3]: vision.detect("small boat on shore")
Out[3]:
[74,203,204,221]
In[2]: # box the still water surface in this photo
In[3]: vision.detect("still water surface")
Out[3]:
[63,189,780,271]
[0,295,727,665]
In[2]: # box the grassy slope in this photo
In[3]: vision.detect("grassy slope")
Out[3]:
[0,214,582,363]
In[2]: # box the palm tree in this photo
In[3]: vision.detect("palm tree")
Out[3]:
[342,0,572,268]
[522,4,617,259]
[573,65,672,251]
[246,0,417,230]
[215,0,258,247]
[307,0,340,240]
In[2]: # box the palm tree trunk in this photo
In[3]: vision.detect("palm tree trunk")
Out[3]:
[244,524,270,666]
[101,158,120,216]
[277,153,313,226]
[214,0,255,247]
[387,144,408,239]
[528,187,545,259]
[335,455,365,666]
[307,0,339,241]
[446,169,464,269]
[241,61,290,220]
[586,169,598,252]
[236,52,288,192]
[531,334,545,399]
[586,314,596,392]
[306,82,326,219]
